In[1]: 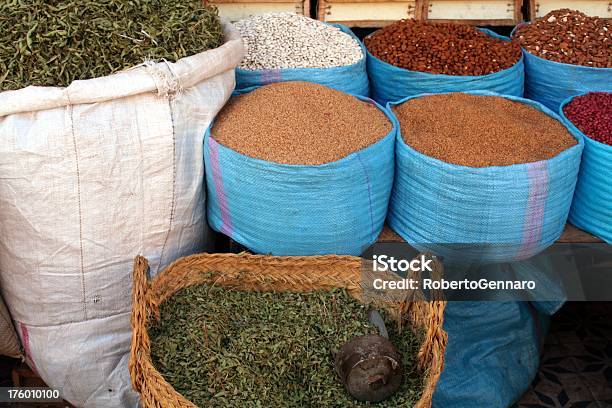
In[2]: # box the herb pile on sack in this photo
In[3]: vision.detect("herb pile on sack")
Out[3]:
[0,0,224,91]
[149,285,425,407]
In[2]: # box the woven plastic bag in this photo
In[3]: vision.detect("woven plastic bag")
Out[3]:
[235,24,369,96]
[560,94,612,243]
[387,91,583,263]
[0,20,244,407]
[366,29,524,105]
[205,95,395,256]
[378,229,551,407]
[512,23,612,112]
[434,301,546,408]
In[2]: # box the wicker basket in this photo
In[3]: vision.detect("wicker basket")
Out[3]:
[129,253,447,408]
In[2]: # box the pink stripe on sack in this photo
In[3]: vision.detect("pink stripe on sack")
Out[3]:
[260,69,282,85]
[208,138,233,238]
[19,323,38,375]
[519,161,549,258]
[261,70,271,84]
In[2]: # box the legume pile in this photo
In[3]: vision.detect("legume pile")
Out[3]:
[235,13,362,70]
[212,82,392,165]
[0,0,223,91]
[393,93,577,167]
[150,286,424,407]
[514,9,611,68]
[365,19,521,75]
[563,92,612,146]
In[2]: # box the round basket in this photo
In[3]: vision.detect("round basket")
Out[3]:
[129,253,447,407]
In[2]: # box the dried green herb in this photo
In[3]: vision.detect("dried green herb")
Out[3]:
[149,285,425,407]
[0,0,224,91]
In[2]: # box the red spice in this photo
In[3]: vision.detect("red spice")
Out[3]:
[563,92,612,146]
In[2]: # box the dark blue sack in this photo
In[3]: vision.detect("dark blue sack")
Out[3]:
[434,301,546,408]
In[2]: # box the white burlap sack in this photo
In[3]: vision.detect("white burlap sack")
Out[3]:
[0,20,244,407]
[0,292,21,358]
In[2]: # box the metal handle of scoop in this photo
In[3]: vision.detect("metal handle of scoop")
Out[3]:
[368,309,388,339]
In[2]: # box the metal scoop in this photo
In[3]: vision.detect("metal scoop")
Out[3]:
[334,309,403,403]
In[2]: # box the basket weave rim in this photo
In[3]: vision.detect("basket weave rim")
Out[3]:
[129,253,447,408]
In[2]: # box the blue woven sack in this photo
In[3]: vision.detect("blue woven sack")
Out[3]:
[512,23,612,112]
[434,301,547,408]
[366,29,524,105]
[235,24,369,96]
[560,94,612,243]
[204,95,395,256]
[387,91,584,263]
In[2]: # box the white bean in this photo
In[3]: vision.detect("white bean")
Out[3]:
[234,12,363,70]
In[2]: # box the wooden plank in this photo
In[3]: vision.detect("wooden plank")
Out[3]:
[557,223,603,243]
[326,20,407,26]
[416,17,518,24]
[527,0,535,20]
[418,0,523,24]
[377,223,604,243]
[209,0,307,21]
[317,0,416,26]
[321,0,410,3]
[529,0,612,20]
[210,0,301,3]
[426,0,514,20]
[317,0,524,26]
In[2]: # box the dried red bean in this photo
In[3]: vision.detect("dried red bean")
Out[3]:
[563,92,612,146]
[364,19,521,75]
[514,9,612,68]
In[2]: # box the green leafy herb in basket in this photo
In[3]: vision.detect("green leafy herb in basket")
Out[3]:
[0,0,224,91]
[149,285,425,407]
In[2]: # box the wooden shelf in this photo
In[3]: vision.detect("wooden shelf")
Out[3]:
[527,0,612,21]
[419,0,523,25]
[317,0,417,27]
[316,0,523,27]
[208,0,309,22]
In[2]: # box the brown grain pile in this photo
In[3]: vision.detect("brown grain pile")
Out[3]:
[212,82,392,165]
[514,9,611,68]
[365,19,521,75]
[393,93,577,167]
